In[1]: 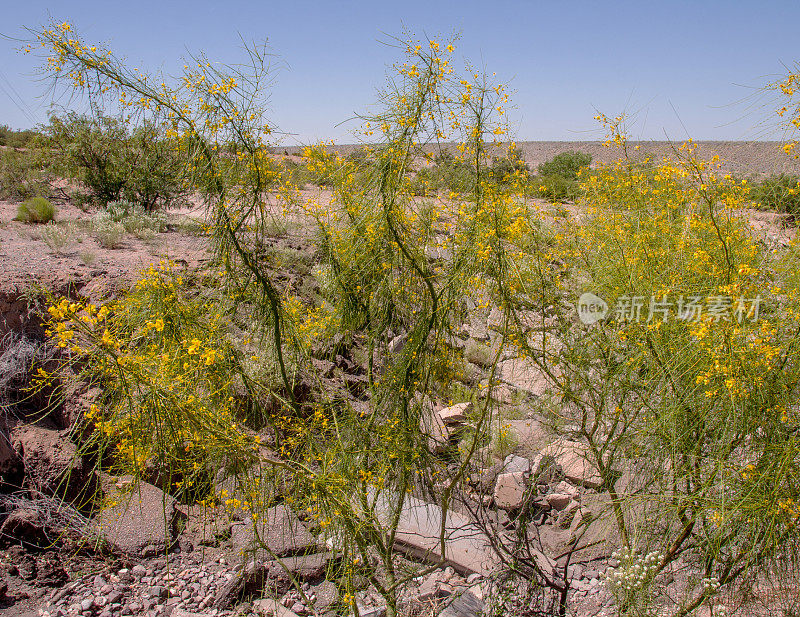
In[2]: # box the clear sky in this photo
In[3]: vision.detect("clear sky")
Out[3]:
[1,1,798,145]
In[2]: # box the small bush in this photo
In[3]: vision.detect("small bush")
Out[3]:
[104,200,167,238]
[535,173,583,202]
[751,173,800,215]
[537,150,592,180]
[15,197,55,224]
[92,216,125,248]
[1,149,51,201]
[38,222,72,254]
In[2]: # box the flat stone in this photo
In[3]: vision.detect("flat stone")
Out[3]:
[438,402,472,425]
[439,589,484,617]
[230,505,319,561]
[545,493,572,511]
[541,440,604,489]
[502,454,530,474]
[252,598,300,617]
[95,478,181,556]
[493,472,527,510]
[497,358,552,397]
[273,552,335,580]
[371,490,498,576]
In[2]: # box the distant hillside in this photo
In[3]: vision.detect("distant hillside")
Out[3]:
[278,141,798,178]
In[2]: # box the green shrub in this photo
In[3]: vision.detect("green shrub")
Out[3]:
[0,125,38,148]
[38,222,72,253]
[535,173,582,202]
[15,197,55,223]
[0,148,51,200]
[42,112,188,211]
[751,173,800,215]
[92,216,126,248]
[487,144,530,184]
[537,149,592,180]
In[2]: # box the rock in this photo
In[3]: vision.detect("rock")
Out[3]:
[0,508,47,547]
[95,478,182,556]
[502,454,530,474]
[353,602,386,617]
[438,402,472,425]
[497,358,552,397]
[311,581,339,613]
[274,552,335,580]
[252,597,300,617]
[478,463,503,493]
[214,560,292,609]
[171,610,213,617]
[230,505,319,561]
[418,398,455,455]
[439,589,484,617]
[552,480,579,500]
[387,333,409,354]
[0,421,20,482]
[541,440,604,489]
[493,472,527,510]
[556,500,581,529]
[10,425,94,504]
[371,490,498,576]
[416,575,452,603]
[545,493,572,511]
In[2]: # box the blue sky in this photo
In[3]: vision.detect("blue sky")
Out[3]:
[0,1,798,144]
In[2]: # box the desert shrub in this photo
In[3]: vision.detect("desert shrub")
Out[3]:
[42,112,187,210]
[38,222,72,254]
[537,149,592,179]
[15,196,55,223]
[91,216,125,248]
[751,173,800,215]
[0,125,38,148]
[532,150,592,202]
[33,24,514,616]
[104,200,167,238]
[488,118,800,616]
[487,143,530,184]
[535,173,582,201]
[0,148,51,200]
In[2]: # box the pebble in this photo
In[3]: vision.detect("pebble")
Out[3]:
[80,598,94,611]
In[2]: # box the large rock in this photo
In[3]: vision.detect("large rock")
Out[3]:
[418,398,455,455]
[493,472,527,510]
[497,358,552,397]
[371,490,498,576]
[438,402,472,425]
[95,478,182,556]
[11,425,93,504]
[230,505,319,561]
[541,440,604,489]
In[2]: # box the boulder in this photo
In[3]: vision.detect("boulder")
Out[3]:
[545,493,572,511]
[497,358,552,397]
[230,504,319,561]
[541,440,604,489]
[493,471,527,510]
[0,508,47,547]
[95,478,182,556]
[502,454,530,474]
[11,425,93,504]
[312,580,339,613]
[438,402,472,425]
